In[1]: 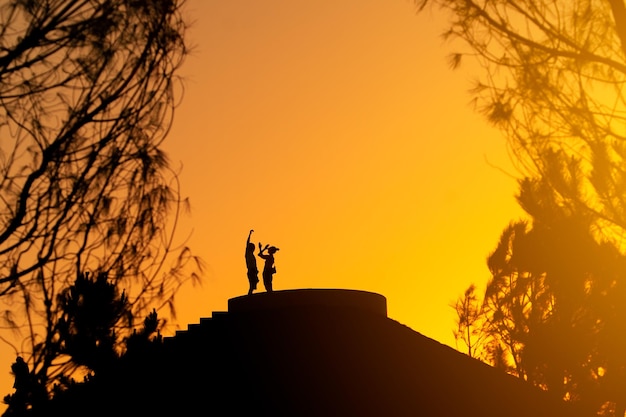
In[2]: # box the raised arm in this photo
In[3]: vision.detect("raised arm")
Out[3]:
[247,229,254,245]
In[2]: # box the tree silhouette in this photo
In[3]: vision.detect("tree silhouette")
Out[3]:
[0,0,202,398]
[454,173,626,416]
[415,0,626,248]
[414,1,626,414]
[451,284,486,360]
[56,271,129,376]
[2,273,167,416]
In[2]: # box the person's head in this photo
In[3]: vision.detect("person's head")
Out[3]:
[247,242,255,251]
[268,246,279,254]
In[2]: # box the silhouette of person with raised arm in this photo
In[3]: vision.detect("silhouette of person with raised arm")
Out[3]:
[245,230,259,295]
[258,242,279,293]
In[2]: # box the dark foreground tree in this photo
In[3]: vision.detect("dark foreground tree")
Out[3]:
[2,273,167,416]
[456,174,626,416]
[415,0,626,415]
[0,0,202,398]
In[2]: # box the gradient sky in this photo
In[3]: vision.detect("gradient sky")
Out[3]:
[166,0,523,346]
[0,0,525,403]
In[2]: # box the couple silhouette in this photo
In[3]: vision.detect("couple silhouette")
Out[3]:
[245,230,279,295]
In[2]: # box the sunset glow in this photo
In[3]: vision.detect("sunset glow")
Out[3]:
[165,0,522,348]
[0,0,525,403]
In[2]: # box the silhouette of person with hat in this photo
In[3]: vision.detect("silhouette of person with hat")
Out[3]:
[258,243,279,292]
[245,229,259,295]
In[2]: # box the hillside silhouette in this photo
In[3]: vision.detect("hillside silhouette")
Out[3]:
[36,289,585,416]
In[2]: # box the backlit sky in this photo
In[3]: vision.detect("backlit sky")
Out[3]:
[0,0,525,403]
[167,0,523,347]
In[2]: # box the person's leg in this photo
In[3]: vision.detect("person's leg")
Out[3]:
[263,273,271,292]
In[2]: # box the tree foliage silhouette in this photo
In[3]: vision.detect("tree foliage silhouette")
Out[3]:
[415,0,626,415]
[0,0,202,398]
[415,0,626,246]
[454,171,626,416]
[56,271,129,376]
[3,273,167,416]
[451,284,486,361]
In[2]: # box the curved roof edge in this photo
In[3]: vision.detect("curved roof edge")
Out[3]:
[228,288,387,317]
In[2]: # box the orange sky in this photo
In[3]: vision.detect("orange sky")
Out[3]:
[0,0,525,405]
[166,0,523,346]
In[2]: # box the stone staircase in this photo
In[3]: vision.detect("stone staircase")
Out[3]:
[163,310,228,347]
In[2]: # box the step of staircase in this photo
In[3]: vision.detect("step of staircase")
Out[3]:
[163,311,229,347]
